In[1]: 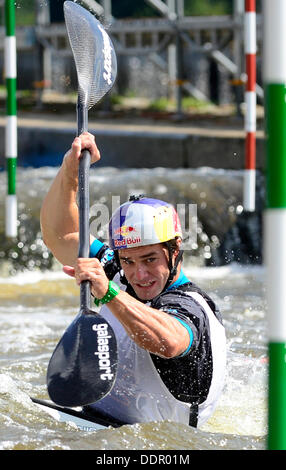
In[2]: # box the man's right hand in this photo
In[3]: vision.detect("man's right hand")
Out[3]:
[63,132,101,180]
[63,258,109,300]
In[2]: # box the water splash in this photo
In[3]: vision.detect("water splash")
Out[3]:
[0,167,264,274]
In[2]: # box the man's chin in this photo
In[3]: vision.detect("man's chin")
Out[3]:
[133,283,160,301]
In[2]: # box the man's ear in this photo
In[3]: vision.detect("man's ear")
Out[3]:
[172,238,182,259]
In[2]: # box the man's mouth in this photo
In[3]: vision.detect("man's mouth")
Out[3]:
[135,281,155,288]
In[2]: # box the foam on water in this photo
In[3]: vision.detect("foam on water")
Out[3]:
[0,267,67,285]
[0,264,267,449]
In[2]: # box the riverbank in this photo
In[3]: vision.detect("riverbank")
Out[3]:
[0,100,265,169]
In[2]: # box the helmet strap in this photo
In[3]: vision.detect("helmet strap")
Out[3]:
[164,243,184,290]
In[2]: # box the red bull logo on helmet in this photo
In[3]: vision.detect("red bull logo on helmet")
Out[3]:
[114,225,136,237]
[113,225,142,248]
[114,237,142,248]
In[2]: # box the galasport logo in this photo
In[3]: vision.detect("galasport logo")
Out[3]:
[98,24,113,85]
[93,323,114,381]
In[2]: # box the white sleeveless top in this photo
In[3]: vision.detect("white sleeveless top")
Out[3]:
[89,274,226,427]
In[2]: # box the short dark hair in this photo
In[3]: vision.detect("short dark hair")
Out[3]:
[163,237,183,261]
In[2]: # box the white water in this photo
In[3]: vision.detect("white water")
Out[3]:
[0,262,267,450]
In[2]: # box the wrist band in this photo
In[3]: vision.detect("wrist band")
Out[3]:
[94,280,120,307]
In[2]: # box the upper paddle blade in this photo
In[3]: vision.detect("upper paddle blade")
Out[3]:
[64,1,117,109]
[47,311,117,407]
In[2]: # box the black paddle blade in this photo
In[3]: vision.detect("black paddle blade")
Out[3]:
[47,311,117,407]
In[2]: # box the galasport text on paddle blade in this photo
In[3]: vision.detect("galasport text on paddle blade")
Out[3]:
[47,312,117,407]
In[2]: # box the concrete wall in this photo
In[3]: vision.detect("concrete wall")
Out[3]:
[0,121,265,170]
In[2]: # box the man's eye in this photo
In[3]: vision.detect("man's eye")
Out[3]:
[146,258,156,263]
[121,259,132,265]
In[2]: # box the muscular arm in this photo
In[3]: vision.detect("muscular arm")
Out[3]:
[107,290,191,358]
[40,133,100,266]
[65,257,190,359]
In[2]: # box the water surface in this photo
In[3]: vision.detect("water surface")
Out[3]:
[0,263,267,450]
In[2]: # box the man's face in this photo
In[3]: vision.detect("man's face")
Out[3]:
[118,243,171,300]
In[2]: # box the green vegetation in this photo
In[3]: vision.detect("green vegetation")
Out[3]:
[1,0,262,27]
[15,0,36,26]
[148,97,171,111]
[113,0,233,18]
[148,96,210,112]
[108,93,211,113]
[0,0,36,26]
[110,94,124,106]
[181,96,210,110]
[185,0,231,16]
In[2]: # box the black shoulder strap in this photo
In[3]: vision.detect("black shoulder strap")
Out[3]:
[176,282,223,325]
[189,404,199,427]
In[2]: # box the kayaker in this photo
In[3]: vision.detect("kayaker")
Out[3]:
[40,132,226,428]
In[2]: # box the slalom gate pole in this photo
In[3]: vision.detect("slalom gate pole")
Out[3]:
[264,0,286,450]
[243,0,256,212]
[4,0,17,238]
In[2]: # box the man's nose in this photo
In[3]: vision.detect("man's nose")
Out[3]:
[134,263,148,280]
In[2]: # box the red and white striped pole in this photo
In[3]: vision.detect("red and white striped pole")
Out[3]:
[243,0,256,212]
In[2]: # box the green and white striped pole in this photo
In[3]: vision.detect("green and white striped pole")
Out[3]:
[264,0,286,450]
[4,0,17,238]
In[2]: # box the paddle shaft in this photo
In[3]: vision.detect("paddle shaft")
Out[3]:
[46,100,118,407]
[77,100,91,310]
[46,3,118,408]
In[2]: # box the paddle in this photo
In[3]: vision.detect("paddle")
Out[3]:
[46,1,118,407]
